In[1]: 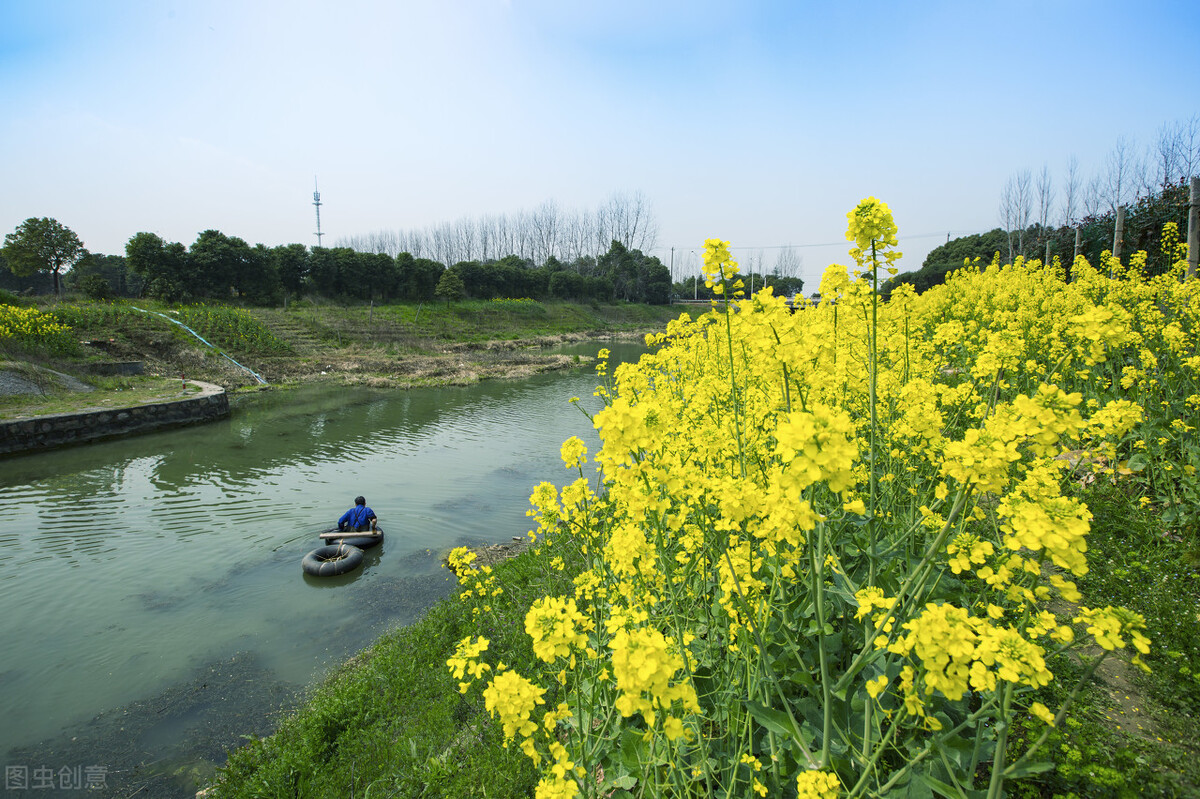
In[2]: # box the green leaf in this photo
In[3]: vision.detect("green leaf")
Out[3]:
[618,728,647,776]
[1127,453,1150,472]
[743,698,817,757]
[901,773,935,799]
[743,699,795,739]
[918,772,961,798]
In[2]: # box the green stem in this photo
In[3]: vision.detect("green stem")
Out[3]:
[834,486,972,694]
[986,682,1015,799]
[812,522,833,767]
[1004,651,1110,778]
[870,694,1001,796]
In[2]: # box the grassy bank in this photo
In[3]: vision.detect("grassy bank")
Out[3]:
[206,546,579,798]
[0,297,682,402]
[1014,480,1200,798]
[0,367,203,419]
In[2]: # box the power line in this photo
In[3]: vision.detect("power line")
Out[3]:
[650,230,988,255]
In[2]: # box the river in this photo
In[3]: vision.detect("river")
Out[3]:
[0,342,641,797]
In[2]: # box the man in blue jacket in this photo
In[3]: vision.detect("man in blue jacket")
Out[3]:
[338,496,378,532]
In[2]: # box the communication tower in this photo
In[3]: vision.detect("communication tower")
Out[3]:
[313,178,324,248]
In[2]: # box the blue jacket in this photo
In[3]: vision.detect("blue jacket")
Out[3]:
[338,505,376,530]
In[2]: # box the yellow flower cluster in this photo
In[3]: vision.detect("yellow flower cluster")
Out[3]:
[446,546,502,617]
[525,595,591,664]
[455,197,1196,796]
[446,636,491,693]
[559,436,588,469]
[701,238,744,298]
[610,625,699,736]
[0,304,76,354]
[482,669,546,744]
[796,769,843,799]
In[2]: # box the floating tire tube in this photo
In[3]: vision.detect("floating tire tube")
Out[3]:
[331,530,384,550]
[302,543,365,577]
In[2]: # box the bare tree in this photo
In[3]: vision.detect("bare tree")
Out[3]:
[1156,115,1200,185]
[603,191,659,252]
[430,222,454,267]
[999,170,1032,259]
[347,191,660,267]
[1181,115,1200,181]
[593,203,612,254]
[1082,174,1104,219]
[774,246,801,278]
[530,200,561,264]
[1061,156,1081,226]
[494,213,515,260]
[1154,120,1184,189]
[1015,170,1033,256]
[454,216,478,262]
[1102,136,1144,211]
[999,178,1017,261]
[1036,164,1054,232]
[478,214,497,261]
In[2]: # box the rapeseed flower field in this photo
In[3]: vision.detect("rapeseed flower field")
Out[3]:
[450,198,1198,797]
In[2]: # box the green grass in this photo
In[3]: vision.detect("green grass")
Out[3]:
[0,369,201,418]
[207,549,579,798]
[1013,480,1200,798]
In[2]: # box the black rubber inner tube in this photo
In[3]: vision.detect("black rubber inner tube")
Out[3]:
[330,530,384,550]
[302,543,364,577]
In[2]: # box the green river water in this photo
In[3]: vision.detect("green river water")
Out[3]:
[0,342,641,797]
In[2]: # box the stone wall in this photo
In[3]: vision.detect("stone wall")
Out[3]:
[83,361,145,376]
[0,381,229,456]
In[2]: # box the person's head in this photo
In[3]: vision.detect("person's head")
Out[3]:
[355,496,366,506]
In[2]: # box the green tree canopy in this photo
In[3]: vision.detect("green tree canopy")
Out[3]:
[597,241,672,304]
[434,268,465,302]
[69,253,141,298]
[395,253,445,301]
[270,244,310,299]
[2,217,87,297]
[883,228,1008,296]
[125,232,191,301]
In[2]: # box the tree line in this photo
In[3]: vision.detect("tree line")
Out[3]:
[996,116,1198,260]
[1,223,675,305]
[887,178,1193,296]
[336,191,659,267]
[887,115,1199,295]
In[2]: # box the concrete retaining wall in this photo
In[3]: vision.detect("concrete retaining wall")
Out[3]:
[0,381,229,456]
[83,361,145,376]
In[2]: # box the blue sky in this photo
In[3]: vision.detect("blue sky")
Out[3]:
[2,0,1198,290]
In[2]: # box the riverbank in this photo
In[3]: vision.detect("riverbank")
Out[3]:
[1,298,681,417]
[205,542,569,798]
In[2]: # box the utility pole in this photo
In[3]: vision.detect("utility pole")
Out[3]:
[1113,205,1125,260]
[313,178,324,249]
[1188,177,1199,280]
